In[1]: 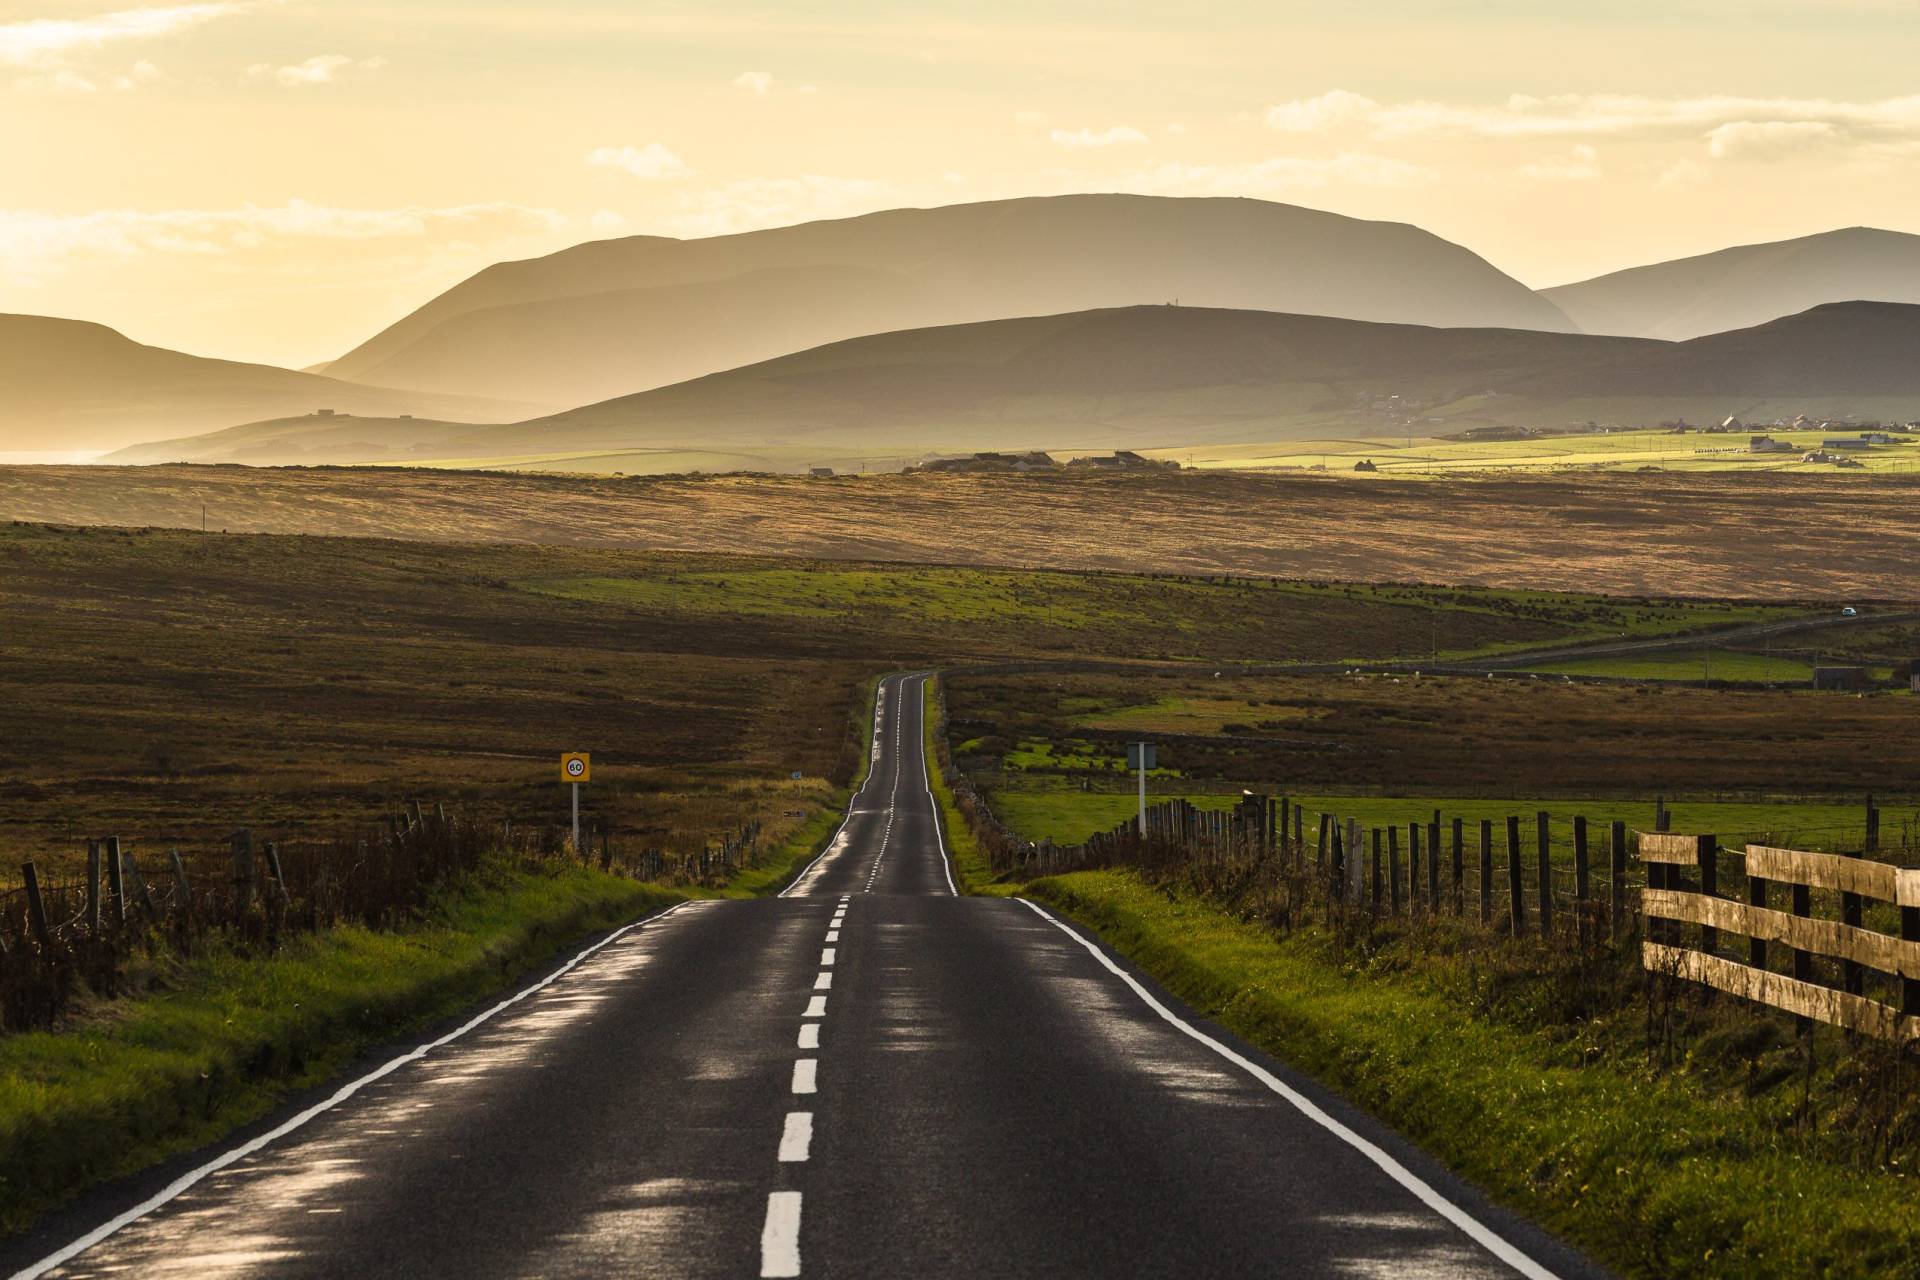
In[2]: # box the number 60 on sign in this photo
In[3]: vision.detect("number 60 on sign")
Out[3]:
[560,753,591,782]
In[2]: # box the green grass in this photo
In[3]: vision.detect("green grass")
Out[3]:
[1163,427,1920,478]
[923,680,999,894]
[0,861,684,1235]
[983,780,1903,854]
[1530,647,1896,684]
[1025,869,1920,1280]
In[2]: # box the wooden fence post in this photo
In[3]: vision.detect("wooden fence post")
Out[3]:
[1428,813,1442,908]
[1698,836,1719,957]
[1791,877,1814,1035]
[1610,821,1627,939]
[1573,816,1590,945]
[1316,813,1330,879]
[1371,827,1384,915]
[1479,819,1493,924]
[86,840,102,935]
[1903,894,1919,1020]
[22,861,52,952]
[1656,795,1669,832]
[1326,819,1342,907]
[105,835,127,926]
[1507,816,1525,935]
[1346,817,1362,904]
[1404,823,1417,912]
[1535,812,1553,940]
[1450,817,1464,915]
[1748,861,1768,972]
[1388,826,1403,915]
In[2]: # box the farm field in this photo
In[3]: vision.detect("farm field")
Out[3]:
[1155,427,1920,475]
[6,524,1764,876]
[7,463,1920,599]
[944,668,1920,832]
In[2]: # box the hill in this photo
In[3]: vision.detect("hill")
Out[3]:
[0,314,550,452]
[1543,227,1920,340]
[109,305,1649,466]
[109,301,1920,471]
[317,194,1578,405]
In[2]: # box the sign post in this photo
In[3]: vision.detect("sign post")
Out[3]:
[1126,742,1156,836]
[561,753,591,851]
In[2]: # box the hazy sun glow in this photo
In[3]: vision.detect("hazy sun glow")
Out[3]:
[10,0,1920,366]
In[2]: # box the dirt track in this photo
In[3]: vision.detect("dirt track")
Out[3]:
[5,464,1917,599]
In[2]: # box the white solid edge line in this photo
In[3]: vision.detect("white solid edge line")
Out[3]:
[1013,897,1563,1280]
[914,674,961,897]
[11,901,695,1280]
[761,1190,803,1277]
[778,1111,814,1162]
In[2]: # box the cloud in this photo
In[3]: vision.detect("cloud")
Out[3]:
[1707,119,1843,160]
[664,175,896,237]
[732,69,773,94]
[1517,144,1601,182]
[586,143,692,180]
[245,54,385,87]
[0,2,253,69]
[1265,90,1380,133]
[590,209,627,233]
[0,198,567,283]
[1049,125,1149,148]
[15,54,165,93]
[1262,88,1920,144]
[1126,153,1435,195]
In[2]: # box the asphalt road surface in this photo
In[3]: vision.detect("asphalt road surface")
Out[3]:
[7,672,1612,1280]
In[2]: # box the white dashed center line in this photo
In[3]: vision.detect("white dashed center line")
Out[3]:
[804,995,826,1018]
[761,1191,803,1277]
[820,948,836,966]
[792,1058,818,1094]
[797,1023,820,1050]
[813,972,832,990]
[778,1112,814,1163]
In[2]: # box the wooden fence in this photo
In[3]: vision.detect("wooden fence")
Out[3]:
[1641,832,1920,1041]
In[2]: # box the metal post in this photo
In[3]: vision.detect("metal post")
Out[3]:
[572,782,581,853]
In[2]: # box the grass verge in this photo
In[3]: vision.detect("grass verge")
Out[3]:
[922,678,1001,895]
[1024,869,1920,1280]
[0,861,683,1237]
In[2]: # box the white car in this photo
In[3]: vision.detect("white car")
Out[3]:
[1841,606,1859,617]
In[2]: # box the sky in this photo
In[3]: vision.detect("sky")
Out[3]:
[9,0,1920,367]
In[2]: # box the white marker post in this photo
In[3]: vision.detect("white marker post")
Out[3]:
[561,753,591,851]
[1127,741,1156,836]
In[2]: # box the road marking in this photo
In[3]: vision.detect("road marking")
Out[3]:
[778,1112,814,1162]
[825,930,839,942]
[760,1191,803,1278]
[813,972,832,990]
[778,679,904,900]
[911,674,962,897]
[791,1058,818,1094]
[1015,898,1564,1280]
[798,1023,820,1050]
[8,901,695,1280]
[820,948,836,965]
[804,996,827,1018]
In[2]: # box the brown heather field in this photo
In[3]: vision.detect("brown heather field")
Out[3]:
[1,522,1689,876]
[5,464,1920,598]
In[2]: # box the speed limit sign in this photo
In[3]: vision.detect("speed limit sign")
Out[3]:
[560,753,591,782]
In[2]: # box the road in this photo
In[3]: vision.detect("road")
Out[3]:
[7,673,1611,1279]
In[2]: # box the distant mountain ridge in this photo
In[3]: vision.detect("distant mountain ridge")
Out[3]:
[113,300,1920,469]
[318,194,1577,406]
[1544,227,1920,340]
[0,313,551,452]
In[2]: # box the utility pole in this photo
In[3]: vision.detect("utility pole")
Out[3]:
[1129,742,1156,835]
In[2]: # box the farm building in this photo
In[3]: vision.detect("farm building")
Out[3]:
[1821,437,1870,451]
[1749,435,1793,453]
[1812,666,1871,691]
